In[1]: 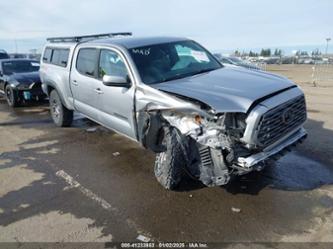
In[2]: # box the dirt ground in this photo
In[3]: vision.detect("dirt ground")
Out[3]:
[0,65,332,247]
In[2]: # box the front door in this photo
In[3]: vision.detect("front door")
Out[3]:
[97,48,136,139]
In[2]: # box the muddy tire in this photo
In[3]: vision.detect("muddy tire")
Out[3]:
[154,127,185,190]
[5,85,20,107]
[49,89,73,127]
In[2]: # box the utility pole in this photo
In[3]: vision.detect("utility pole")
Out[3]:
[14,38,18,54]
[325,38,331,56]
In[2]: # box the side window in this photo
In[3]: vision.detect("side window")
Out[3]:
[59,49,70,67]
[43,48,52,62]
[99,49,128,79]
[76,48,99,77]
[51,49,69,67]
[51,49,61,65]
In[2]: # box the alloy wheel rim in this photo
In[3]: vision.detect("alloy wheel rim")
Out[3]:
[51,99,60,121]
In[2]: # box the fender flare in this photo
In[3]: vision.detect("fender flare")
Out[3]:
[42,81,73,110]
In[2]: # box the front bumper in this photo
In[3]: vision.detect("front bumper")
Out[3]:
[236,127,307,169]
[13,82,45,99]
[15,88,45,101]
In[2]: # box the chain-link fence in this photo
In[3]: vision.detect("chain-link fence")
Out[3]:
[312,63,333,87]
[253,62,267,71]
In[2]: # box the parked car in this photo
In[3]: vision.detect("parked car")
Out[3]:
[214,54,262,70]
[11,53,27,59]
[265,57,281,64]
[0,49,10,59]
[40,33,307,190]
[0,59,45,107]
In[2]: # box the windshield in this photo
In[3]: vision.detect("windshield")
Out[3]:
[2,60,40,75]
[129,40,222,84]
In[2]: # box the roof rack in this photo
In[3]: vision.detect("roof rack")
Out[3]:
[46,32,132,43]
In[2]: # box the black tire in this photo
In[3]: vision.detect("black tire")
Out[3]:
[154,127,185,190]
[49,89,73,127]
[5,84,20,107]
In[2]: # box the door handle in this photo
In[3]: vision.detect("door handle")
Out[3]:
[94,88,104,94]
[72,80,78,86]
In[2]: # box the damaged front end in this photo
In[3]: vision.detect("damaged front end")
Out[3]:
[135,85,245,187]
[136,85,307,187]
[160,111,250,187]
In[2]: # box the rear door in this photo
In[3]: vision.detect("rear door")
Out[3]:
[70,48,101,121]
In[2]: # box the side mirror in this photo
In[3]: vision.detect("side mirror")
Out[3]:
[0,71,3,77]
[102,75,131,87]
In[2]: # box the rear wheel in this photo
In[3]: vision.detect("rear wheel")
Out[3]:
[49,89,73,127]
[154,127,185,190]
[5,85,20,107]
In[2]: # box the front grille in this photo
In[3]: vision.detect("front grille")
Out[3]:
[257,95,306,147]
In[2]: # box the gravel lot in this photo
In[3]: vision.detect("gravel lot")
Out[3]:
[0,65,332,246]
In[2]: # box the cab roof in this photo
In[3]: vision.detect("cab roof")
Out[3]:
[45,36,190,51]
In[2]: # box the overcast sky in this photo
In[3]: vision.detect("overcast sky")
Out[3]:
[0,0,332,53]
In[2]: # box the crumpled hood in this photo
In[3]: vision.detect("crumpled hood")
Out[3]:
[151,66,295,113]
[10,72,41,85]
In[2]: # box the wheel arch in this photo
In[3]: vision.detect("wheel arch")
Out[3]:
[43,81,73,110]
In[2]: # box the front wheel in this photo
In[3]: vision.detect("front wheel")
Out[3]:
[5,85,20,107]
[154,127,185,190]
[49,89,73,127]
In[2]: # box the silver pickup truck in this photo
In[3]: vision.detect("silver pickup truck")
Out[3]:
[40,33,307,190]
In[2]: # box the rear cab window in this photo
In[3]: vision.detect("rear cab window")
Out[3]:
[42,48,52,63]
[43,47,70,67]
[51,49,70,67]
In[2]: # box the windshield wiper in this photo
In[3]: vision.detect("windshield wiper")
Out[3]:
[190,67,218,76]
[158,68,218,83]
[159,73,193,83]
